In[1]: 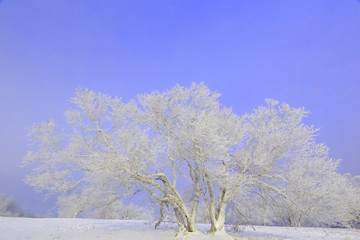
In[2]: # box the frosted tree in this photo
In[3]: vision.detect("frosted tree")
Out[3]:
[224,122,358,228]
[275,146,358,227]
[190,98,326,232]
[24,83,352,234]
[227,102,359,229]
[350,175,360,228]
[25,83,222,233]
[228,168,358,228]
[0,193,33,217]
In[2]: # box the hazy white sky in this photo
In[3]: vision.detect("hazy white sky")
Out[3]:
[0,0,360,215]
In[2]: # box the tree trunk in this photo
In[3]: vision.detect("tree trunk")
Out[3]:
[155,202,165,229]
[186,216,197,232]
[74,209,82,218]
[189,186,200,228]
[209,203,226,233]
[174,206,186,232]
[172,191,198,233]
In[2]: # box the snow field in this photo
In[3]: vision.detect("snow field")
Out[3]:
[0,217,359,240]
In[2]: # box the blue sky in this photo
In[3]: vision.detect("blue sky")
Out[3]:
[0,0,360,215]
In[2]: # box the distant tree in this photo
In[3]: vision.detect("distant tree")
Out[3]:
[24,83,355,234]
[227,195,277,227]
[56,187,101,218]
[57,186,151,220]
[0,193,33,217]
[92,201,151,220]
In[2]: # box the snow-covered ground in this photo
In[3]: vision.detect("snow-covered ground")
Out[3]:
[0,217,359,240]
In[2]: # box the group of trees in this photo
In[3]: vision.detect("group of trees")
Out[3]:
[228,172,360,228]
[0,193,33,218]
[24,83,360,234]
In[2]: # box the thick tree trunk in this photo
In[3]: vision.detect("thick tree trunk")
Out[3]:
[172,189,198,233]
[209,203,226,233]
[173,209,197,234]
[185,216,197,232]
[173,200,197,233]
[208,187,228,233]
[189,186,200,229]
[174,206,187,232]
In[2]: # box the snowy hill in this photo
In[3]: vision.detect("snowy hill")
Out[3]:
[0,217,359,240]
